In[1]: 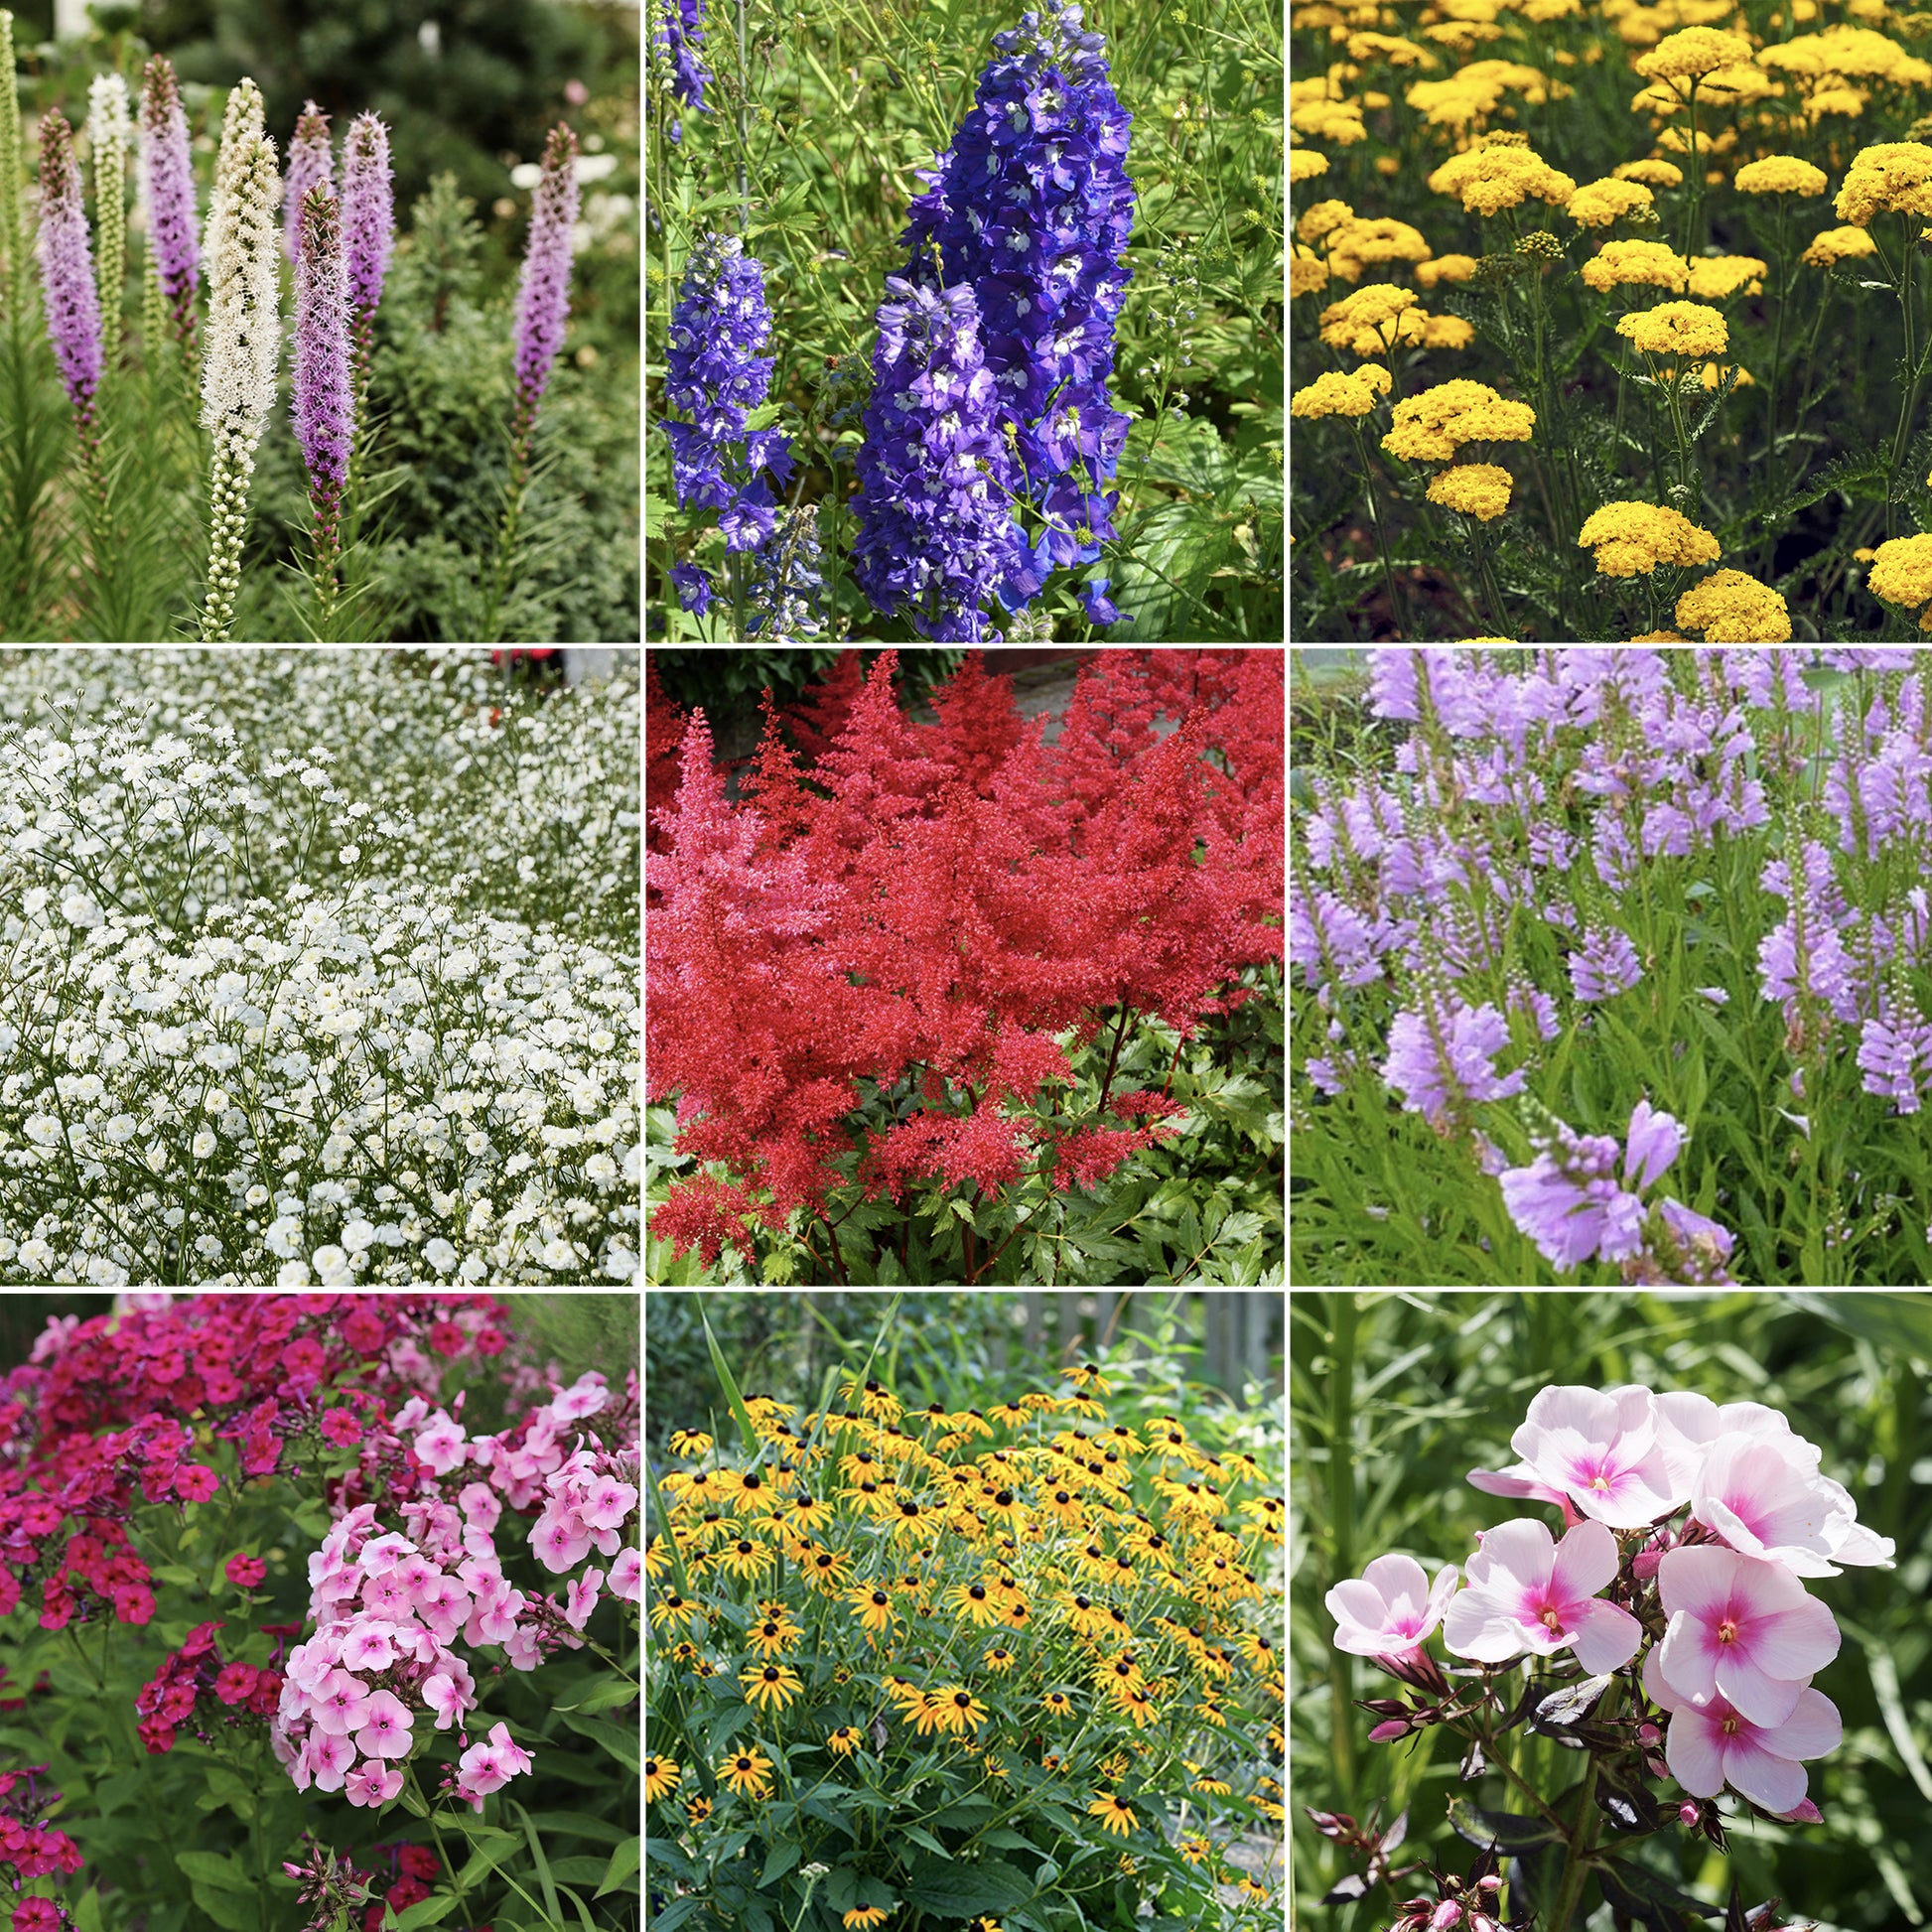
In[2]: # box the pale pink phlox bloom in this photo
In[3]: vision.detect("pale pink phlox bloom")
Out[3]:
[414,1410,470,1475]
[1642,1648,1842,1811]
[422,1671,468,1728]
[345,1758,405,1808]
[531,1510,595,1573]
[340,1621,398,1672]
[579,1476,638,1532]
[310,1668,373,1737]
[1442,1518,1642,1672]
[1324,1553,1460,1657]
[549,1372,610,1422]
[1694,1433,1895,1577]
[563,1569,605,1630]
[1656,1545,1840,1725]
[305,1728,356,1792]
[609,1548,641,1601]
[358,1531,416,1576]
[353,1687,415,1759]
[1469,1385,1687,1529]
[458,1480,503,1535]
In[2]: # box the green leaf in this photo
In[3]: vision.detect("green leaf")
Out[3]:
[556,1680,640,1716]
[176,1852,252,1892]
[392,1896,464,1930]
[948,1198,976,1228]
[557,1709,641,1772]
[1445,1799,1564,1852]
[701,1304,762,1456]
[901,1825,949,1857]
[596,1836,641,1897]
[760,1840,802,1887]
[903,1855,1033,1916]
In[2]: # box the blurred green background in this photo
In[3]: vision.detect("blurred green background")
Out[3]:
[1291,1293,1932,1932]
[644,1290,1284,1473]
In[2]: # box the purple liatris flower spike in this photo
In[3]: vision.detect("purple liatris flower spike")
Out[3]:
[36,112,102,434]
[511,121,580,428]
[851,277,1032,641]
[139,55,199,340]
[283,100,333,262]
[895,0,1134,602]
[663,230,791,554]
[293,184,352,516]
[340,113,393,332]
[1569,926,1642,1002]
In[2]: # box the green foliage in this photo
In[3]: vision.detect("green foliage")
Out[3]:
[1292,1294,1932,1932]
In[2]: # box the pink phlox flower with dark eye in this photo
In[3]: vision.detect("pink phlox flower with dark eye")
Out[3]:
[311,1669,372,1736]
[340,1622,398,1672]
[1656,1545,1841,1724]
[305,1728,355,1792]
[1441,1517,1642,1672]
[414,1410,469,1474]
[578,1476,638,1531]
[422,1672,466,1728]
[563,1568,605,1630]
[345,1758,404,1807]
[609,1547,642,1600]
[531,1512,594,1573]
[550,1372,611,1422]
[1471,1384,1686,1529]
[175,1463,219,1502]
[225,1552,267,1587]
[213,1662,260,1706]
[1693,1432,1895,1577]
[1324,1553,1459,1658]
[353,1687,415,1759]
[358,1531,415,1576]
[1642,1647,1841,1812]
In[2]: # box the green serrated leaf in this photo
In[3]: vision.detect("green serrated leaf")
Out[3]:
[948,1198,976,1227]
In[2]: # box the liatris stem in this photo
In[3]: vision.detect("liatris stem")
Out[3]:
[139,231,166,376]
[198,129,281,641]
[293,182,351,638]
[139,55,200,379]
[88,72,131,367]
[0,11,23,302]
[483,121,579,639]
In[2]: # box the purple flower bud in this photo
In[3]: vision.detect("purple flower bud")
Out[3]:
[1430,1904,1463,1931]
[1367,1719,1411,1743]
[1679,1801,1702,1827]
[651,0,710,142]
[283,100,333,262]
[511,122,580,423]
[293,183,352,504]
[139,56,199,324]
[36,112,102,428]
[340,112,393,327]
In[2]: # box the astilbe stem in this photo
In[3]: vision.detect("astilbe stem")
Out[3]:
[198,126,281,641]
[484,121,580,641]
[36,111,103,469]
[138,54,201,378]
[293,182,352,637]
[87,73,131,369]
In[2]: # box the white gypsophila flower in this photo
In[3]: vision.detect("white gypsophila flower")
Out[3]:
[192,1129,217,1160]
[277,1260,313,1286]
[584,1152,618,1180]
[311,1243,352,1286]
[265,1217,303,1259]
[17,1238,55,1274]
[61,892,103,927]
[339,844,360,864]
[422,1236,458,1275]
[103,1114,139,1145]
[341,1218,376,1253]
[201,134,282,446]
[24,1115,63,1148]
[538,1236,576,1270]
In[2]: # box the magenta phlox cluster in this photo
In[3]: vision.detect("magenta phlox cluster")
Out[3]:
[1328,1381,1891,1823]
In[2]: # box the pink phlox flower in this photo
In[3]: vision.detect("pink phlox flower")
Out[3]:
[414,1574,472,1642]
[549,1372,610,1422]
[503,1624,546,1671]
[458,1480,503,1535]
[456,1719,534,1798]
[310,1668,373,1736]
[1324,1553,1459,1658]
[531,1511,595,1574]
[225,1552,268,1587]
[563,1568,605,1630]
[308,1728,356,1792]
[1656,1545,1841,1724]
[340,1621,398,1672]
[361,1569,415,1617]
[213,1662,260,1706]
[1642,1648,1842,1811]
[1693,1432,1894,1577]
[1441,1518,1642,1672]
[353,1687,415,1759]
[1473,1384,1686,1529]
[359,1531,416,1576]
[577,1476,639,1532]
[467,1582,525,1646]
[609,1547,641,1601]
[414,1410,470,1475]
[345,1758,405,1808]
[175,1463,219,1502]
[422,1671,466,1728]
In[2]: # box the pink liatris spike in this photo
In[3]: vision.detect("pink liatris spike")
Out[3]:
[36,112,102,445]
[511,121,581,436]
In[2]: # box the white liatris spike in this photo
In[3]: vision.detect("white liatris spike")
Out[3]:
[88,72,132,357]
[204,76,267,270]
[199,133,282,641]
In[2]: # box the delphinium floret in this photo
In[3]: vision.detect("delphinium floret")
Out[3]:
[650,0,710,143]
[746,502,826,639]
[663,230,794,617]
[851,276,1032,641]
[892,0,1135,622]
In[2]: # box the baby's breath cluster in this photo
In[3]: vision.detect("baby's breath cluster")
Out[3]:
[0,649,639,1286]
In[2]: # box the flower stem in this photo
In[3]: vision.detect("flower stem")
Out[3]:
[1547,1753,1601,1932]
[1348,420,1407,638]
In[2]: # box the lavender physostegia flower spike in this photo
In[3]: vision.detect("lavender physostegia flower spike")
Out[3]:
[199,134,282,642]
[36,113,103,438]
[341,113,393,331]
[284,100,333,262]
[512,122,580,427]
[139,54,200,345]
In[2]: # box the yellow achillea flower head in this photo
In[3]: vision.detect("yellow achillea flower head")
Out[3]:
[1291,366,1395,418]
[1427,463,1515,519]
[1686,254,1767,298]
[1674,568,1794,640]
[1582,238,1692,292]
[1629,628,1694,640]
[1867,533,1932,611]
[1734,155,1830,196]
[1290,95,1367,144]
[1803,224,1879,265]
[1347,30,1437,65]
[1761,26,1932,83]
[1835,142,1932,225]
[1289,149,1330,183]
[1636,28,1754,82]
[1326,216,1433,282]
[1291,249,1332,297]
[1617,300,1729,355]
[1297,199,1353,244]
[1616,158,1685,187]
[1569,178,1656,226]
[1317,283,1421,355]
[1428,142,1577,215]
[1417,252,1480,287]
[1578,500,1722,576]
[1381,379,1535,461]
[1405,60,1549,129]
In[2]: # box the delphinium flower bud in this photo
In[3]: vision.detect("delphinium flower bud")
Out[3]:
[649,0,710,144]
[0,11,22,288]
[851,276,1032,641]
[283,99,333,262]
[139,54,200,364]
[36,111,103,447]
[896,0,1135,620]
[746,502,826,639]
[293,182,353,628]
[663,229,794,617]
[199,130,281,641]
[87,72,132,360]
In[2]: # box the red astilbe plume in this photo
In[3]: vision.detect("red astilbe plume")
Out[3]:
[781,646,868,766]
[924,648,1029,797]
[645,660,690,910]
